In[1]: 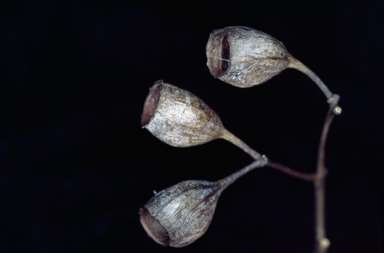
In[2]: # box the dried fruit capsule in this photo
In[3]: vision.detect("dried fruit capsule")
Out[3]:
[141,80,262,159]
[141,80,224,147]
[139,158,268,247]
[139,180,222,247]
[206,26,289,88]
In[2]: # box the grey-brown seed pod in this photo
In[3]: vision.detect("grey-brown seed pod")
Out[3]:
[141,80,263,159]
[139,180,222,247]
[141,80,224,147]
[139,158,268,247]
[206,26,289,88]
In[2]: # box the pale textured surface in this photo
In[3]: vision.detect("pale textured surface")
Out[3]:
[144,81,224,147]
[206,26,289,87]
[143,180,222,247]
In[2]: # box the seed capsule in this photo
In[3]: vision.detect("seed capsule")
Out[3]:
[141,80,263,159]
[139,180,222,247]
[141,80,224,147]
[139,158,268,247]
[206,26,289,88]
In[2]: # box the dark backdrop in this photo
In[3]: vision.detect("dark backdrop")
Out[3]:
[1,0,383,252]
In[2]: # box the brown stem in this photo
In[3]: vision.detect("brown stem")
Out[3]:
[218,157,268,191]
[287,53,333,102]
[313,104,338,253]
[221,128,262,160]
[220,93,340,253]
[221,128,317,181]
[267,160,316,182]
[288,52,342,252]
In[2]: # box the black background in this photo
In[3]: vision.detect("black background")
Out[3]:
[1,0,383,252]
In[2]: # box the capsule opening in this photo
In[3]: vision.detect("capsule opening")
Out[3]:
[141,81,162,127]
[139,208,170,246]
[220,35,230,73]
[206,31,230,77]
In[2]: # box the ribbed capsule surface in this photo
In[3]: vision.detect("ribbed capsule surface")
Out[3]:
[141,80,224,147]
[206,26,289,88]
[139,180,223,247]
